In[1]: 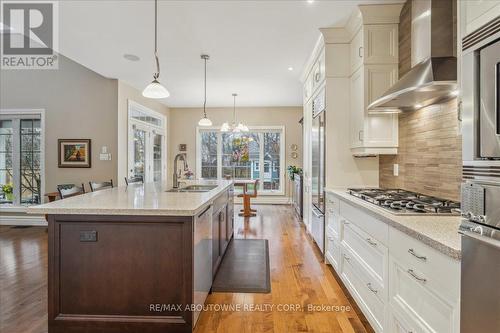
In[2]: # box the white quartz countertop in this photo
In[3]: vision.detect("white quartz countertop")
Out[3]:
[325,188,462,260]
[27,180,233,217]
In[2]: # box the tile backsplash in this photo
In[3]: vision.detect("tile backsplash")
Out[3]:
[379,99,462,201]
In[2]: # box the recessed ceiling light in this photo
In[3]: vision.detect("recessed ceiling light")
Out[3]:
[288,67,294,71]
[123,53,140,62]
[415,104,423,108]
[451,90,459,96]
[307,0,314,3]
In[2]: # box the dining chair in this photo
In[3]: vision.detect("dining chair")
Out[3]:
[124,176,143,185]
[238,180,259,217]
[89,179,113,192]
[57,183,85,199]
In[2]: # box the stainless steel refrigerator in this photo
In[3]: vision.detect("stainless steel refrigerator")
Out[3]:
[311,89,325,253]
[460,32,500,333]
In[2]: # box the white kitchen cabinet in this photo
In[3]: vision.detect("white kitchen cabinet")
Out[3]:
[325,191,460,333]
[350,29,364,73]
[389,306,419,333]
[325,229,341,271]
[389,256,459,333]
[348,13,399,156]
[350,64,399,155]
[388,228,460,333]
[341,246,386,333]
[461,0,500,37]
[350,23,398,74]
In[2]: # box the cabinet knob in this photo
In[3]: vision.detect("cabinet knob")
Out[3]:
[358,46,363,58]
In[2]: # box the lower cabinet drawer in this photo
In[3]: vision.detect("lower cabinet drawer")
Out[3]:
[326,211,340,238]
[325,230,340,271]
[341,248,386,333]
[389,227,460,301]
[389,255,459,333]
[388,305,419,333]
[343,220,388,288]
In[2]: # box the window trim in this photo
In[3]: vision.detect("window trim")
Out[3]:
[0,109,45,209]
[196,125,285,196]
[127,100,168,183]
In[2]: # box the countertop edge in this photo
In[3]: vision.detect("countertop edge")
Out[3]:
[325,188,461,260]
[27,181,232,217]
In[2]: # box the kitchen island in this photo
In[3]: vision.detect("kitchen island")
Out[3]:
[28,180,234,333]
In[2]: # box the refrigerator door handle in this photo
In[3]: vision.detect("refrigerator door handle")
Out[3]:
[312,207,324,218]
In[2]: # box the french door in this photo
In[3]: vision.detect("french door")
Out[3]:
[127,101,166,183]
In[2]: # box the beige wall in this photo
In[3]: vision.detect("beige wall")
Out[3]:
[117,81,170,185]
[168,107,303,199]
[0,55,118,199]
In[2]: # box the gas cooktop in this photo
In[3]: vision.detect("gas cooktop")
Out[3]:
[347,188,461,215]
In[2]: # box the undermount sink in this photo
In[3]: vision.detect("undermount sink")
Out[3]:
[166,185,218,193]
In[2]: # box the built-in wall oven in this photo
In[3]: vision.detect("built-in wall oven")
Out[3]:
[461,21,500,333]
[311,88,325,253]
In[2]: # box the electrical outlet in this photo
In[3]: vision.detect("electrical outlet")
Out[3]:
[393,164,399,176]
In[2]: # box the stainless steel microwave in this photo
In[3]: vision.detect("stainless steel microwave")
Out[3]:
[462,35,500,161]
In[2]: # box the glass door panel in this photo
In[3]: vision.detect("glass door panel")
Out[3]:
[153,133,162,182]
[0,120,13,204]
[20,119,41,205]
[132,126,146,180]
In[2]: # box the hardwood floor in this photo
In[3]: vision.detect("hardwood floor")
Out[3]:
[0,205,373,333]
[0,226,48,333]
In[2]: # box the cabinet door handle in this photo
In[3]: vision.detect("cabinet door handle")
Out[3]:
[315,72,321,82]
[343,254,351,262]
[407,269,427,283]
[358,46,363,58]
[328,236,334,241]
[408,248,427,261]
[366,238,377,246]
[367,282,378,294]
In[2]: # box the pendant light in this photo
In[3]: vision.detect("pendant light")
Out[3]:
[142,0,170,99]
[221,93,248,133]
[198,54,213,126]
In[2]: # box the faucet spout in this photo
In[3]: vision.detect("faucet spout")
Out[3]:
[173,153,187,188]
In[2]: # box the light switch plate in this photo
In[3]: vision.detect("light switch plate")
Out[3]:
[393,164,399,176]
[100,153,112,161]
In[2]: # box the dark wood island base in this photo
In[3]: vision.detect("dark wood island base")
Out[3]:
[44,186,234,333]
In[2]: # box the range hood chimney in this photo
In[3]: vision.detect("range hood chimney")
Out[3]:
[368,0,457,113]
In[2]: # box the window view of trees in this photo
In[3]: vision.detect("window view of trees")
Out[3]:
[199,129,282,192]
[0,116,42,206]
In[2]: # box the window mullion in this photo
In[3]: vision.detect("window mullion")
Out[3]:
[259,132,264,191]
[217,132,222,179]
[12,119,21,206]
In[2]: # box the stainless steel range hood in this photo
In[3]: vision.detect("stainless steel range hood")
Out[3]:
[368,0,457,113]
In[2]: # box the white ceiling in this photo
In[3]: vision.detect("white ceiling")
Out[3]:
[58,0,391,107]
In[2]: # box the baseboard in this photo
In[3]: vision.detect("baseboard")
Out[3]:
[0,214,48,226]
[234,196,292,205]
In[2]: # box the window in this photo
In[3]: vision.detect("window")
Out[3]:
[0,111,44,207]
[197,127,284,194]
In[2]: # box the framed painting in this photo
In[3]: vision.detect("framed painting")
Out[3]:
[58,139,91,168]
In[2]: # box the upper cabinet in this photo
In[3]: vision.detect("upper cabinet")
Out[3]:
[351,24,399,74]
[461,0,500,37]
[347,4,402,156]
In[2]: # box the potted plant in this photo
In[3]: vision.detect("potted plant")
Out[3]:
[287,166,303,181]
[2,183,13,202]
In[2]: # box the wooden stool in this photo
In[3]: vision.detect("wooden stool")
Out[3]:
[238,180,258,217]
